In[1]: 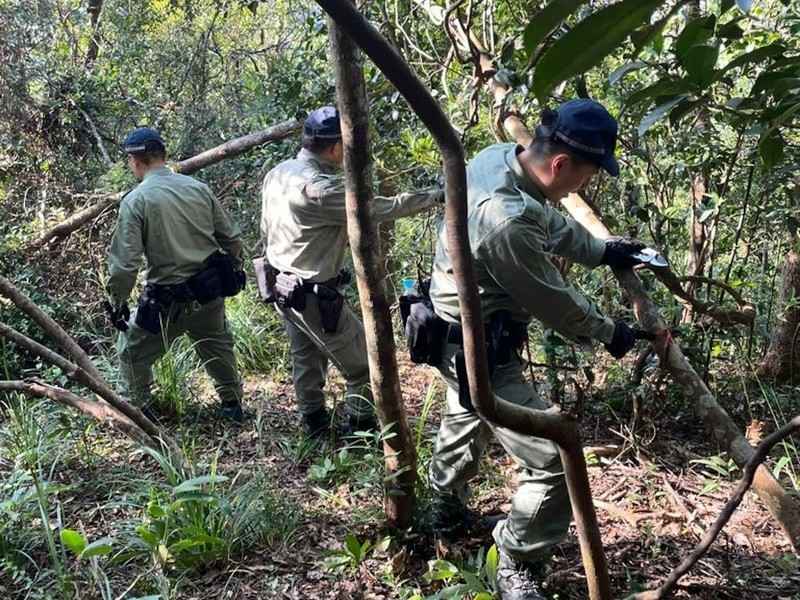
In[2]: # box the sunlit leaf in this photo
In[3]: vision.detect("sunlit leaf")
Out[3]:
[522,0,588,58]
[723,43,785,73]
[608,61,647,86]
[638,95,690,136]
[60,529,87,556]
[533,0,665,102]
[81,537,113,558]
[626,78,692,107]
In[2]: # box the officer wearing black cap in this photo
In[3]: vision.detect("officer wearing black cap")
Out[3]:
[426,99,645,599]
[107,127,246,421]
[259,106,444,437]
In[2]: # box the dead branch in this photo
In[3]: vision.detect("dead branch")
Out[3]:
[24,118,302,252]
[0,380,154,449]
[630,415,800,600]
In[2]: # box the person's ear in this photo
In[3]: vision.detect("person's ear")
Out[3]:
[551,153,568,178]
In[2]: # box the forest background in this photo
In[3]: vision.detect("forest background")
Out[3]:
[1,0,799,598]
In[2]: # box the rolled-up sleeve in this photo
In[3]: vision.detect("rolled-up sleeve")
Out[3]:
[482,216,614,343]
[107,196,144,305]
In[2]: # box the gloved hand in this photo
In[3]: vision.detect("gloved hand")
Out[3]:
[601,236,647,269]
[104,301,130,332]
[604,320,637,358]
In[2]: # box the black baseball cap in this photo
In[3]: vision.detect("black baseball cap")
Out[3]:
[122,127,165,154]
[535,99,620,177]
[303,106,341,140]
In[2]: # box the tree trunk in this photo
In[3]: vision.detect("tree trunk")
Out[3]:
[85,0,103,68]
[759,240,800,381]
[683,172,708,323]
[327,7,417,528]
[316,3,611,598]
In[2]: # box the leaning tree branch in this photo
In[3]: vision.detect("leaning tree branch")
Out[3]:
[314,2,610,598]
[630,415,800,600]
[561,193,800,551]
[24,118,302,252]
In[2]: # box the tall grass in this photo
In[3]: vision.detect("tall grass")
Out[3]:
[152,335,203,417]
[226,288,289,375]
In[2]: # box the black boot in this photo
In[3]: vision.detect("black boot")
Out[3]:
[218,400,245,423]
[302,407,331,438]
[496,549,546,600]
[429,492,474,538]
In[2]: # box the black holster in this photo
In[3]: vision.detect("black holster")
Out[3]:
[135,285,171,335]
[451,310,527,412]
[400,281,448,367]
[186,250,245,304]
[315,284,344,334]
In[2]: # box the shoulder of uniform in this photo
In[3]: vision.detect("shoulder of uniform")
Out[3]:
[303,171,344,200]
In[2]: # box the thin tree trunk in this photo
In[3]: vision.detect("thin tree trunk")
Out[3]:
[328,7,417,528]
[316,3,611,598]
[759,237,800,381]
[85,0,103,68]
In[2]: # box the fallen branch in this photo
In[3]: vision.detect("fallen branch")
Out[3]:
[24,118,302,252]
[630,415,800,600]
[561,193,800,551]
[0,379,154,449]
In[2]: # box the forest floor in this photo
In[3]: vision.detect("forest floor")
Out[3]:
[3,354,800,600]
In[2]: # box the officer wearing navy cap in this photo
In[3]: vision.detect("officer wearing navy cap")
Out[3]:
[260,106,444,437]
[426,99,645,599]
[107,127,246,421]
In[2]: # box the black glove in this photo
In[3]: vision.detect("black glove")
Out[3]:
[601,236,646,269]
[104,301,130,332]
[604,320,637,359]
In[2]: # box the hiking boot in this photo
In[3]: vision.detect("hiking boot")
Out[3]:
[429,492,474,538]
[302,407,331,438]
[218,401,245,423]
[496,549,546,600]
[341,412,379,437]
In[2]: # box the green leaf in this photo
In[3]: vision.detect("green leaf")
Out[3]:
[485,544,499,584]
[669,98,704,127]
[724,43,786,73]
[533,0,665,102]
[638,95,689,136]
[773,455,791,479]
[474,594,494,600]
[60,529,87,556]
[759,128,785,168]
[630,0,685,57]
[675,15,716,60]
[523,0,588,58]
[682,44,720,87]
[608,61,647,86]
[425,559,460,582]
[717,19,744,39]
[345,533,361,559]
[172,474,228,494]
[751,69,800,96]
[625,78,692,107]
[80,537,113,559]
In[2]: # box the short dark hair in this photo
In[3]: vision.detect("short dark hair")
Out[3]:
[129,148,166,165]
[302,135,340,155]
[528,137,592,168]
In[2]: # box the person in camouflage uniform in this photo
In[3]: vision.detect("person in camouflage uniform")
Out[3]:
[428,100,646,599]
[260,106,443,437]
[107,127,245,422]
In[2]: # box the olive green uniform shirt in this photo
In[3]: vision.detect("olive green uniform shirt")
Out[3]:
[430,143,614,344]
[107,167,243,305]
[261,148,441,281]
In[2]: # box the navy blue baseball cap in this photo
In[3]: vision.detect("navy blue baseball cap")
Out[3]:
[303,106,341,140]
[535,99,619,177]
[122,127,165,154]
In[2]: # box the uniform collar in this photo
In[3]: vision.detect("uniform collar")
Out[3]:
[142,166,172,181]
[507,145,547,201]
[297,148,340,174]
